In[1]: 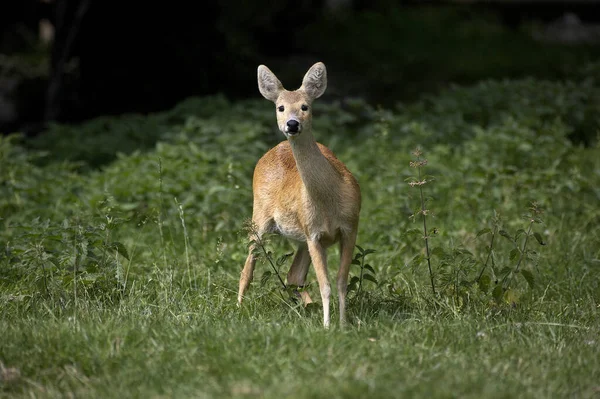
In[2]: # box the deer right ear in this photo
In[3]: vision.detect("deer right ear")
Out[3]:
[257,65,283,102]
[301,62,327,100]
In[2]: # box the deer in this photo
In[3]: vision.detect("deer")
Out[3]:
[237,62,361,328]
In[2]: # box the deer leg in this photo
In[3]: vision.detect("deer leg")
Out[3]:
[287,242,313,305]
[238,217,268,305]
[239,209,275,305]
[238,241,258,305]
[307,239,331,328]
[338,231,357,325]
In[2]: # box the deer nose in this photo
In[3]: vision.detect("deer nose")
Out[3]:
[286,120,300,133]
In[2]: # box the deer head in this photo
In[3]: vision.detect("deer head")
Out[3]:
[257,62,327,138]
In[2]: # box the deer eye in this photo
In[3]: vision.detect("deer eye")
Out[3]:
[278,105,285,112]
[301,104,309,111]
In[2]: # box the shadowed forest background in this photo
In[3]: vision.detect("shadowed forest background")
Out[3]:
[1,0,600,138]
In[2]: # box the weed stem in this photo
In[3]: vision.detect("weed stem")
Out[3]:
[417,159,436,296]
[504,219,534,289]
[477,225,497,282]
[252,231,287,291]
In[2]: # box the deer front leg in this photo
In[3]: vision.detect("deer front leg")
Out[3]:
[238,243,257,305]
[287,243,313,305]
[338,231,357,325]
[307,239,331,328]
[239,214,270,305]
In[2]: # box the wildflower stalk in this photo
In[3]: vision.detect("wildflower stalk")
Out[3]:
[477,228,495,282]
[508,222,533,280]
[409,148,436,296]
[247,223,287,292]
[157,158,168,271]
[476,215,500,282]
[157,158,173,300]
[502,202,543,290]
[350,245,377,297]
[176,198,193,290]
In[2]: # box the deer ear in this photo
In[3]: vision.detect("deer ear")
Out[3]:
[300,62,327,100]
[257,65,284,102]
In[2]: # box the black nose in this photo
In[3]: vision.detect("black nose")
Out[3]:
[287,120,299,132]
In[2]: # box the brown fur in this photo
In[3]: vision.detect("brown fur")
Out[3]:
[238,62,361,328]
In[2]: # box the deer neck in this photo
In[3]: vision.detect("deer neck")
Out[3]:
[288,130,339,201]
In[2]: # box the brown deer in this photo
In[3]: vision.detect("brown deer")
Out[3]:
[237,62,361,328]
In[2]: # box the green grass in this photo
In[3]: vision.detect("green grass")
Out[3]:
[2,294,598,398]
[1,72,600,397]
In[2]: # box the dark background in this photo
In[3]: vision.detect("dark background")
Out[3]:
[1,0,599,136]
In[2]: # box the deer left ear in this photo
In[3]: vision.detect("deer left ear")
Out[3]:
[300,62,327,100]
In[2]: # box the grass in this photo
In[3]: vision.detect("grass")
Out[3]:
[2,37,600,398]
[1,290,598,397]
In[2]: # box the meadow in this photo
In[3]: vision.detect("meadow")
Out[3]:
[2,7,600,391]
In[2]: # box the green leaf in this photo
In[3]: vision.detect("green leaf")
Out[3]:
[509,248,520,262]
[533,232,546,246]
[276,252,294,267]
[499,267,512,276]
[412,253,425,265]
[492,284,504,303]
[347,276,360,292]
[525,251,538,261]
[260,271,272,287]
[362,249,376,256]
[405,228,422,237]
[499,230,513,242]
[355,244,365,253]
[296,284,308,292]
[454,247,474,257]
[478,274,491,293]
[521,269,535,288]
[351,259,361,266]
[284,286,299,301]
[347,282,357,293]
[504,289,519,305]
[363,274,378,285]
[364,264,376,275]
[431,247,446,258]
[111,242,130,260]
[476,228,491,238]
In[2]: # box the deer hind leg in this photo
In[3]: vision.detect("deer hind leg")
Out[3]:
[287,242,313,305]
[337,231,357,325]
[307,239,331,328]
